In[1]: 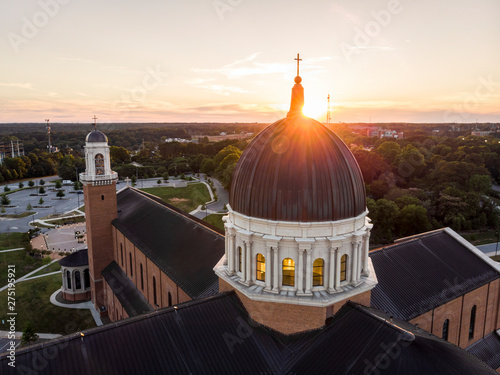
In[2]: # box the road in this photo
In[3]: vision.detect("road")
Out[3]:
[477,242,500,257]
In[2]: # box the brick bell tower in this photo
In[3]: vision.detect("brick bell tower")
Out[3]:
[80,118,118,312]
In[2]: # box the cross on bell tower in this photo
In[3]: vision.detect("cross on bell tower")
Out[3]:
[92,115,98,130]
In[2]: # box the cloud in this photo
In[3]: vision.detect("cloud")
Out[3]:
[343,46,396,53]
[0,83,34,90]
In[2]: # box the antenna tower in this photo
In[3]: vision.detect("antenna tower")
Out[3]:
[45,119,52,153]
[327,93,331,124]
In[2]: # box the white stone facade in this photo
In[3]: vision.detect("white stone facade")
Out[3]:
[214,205,378,307]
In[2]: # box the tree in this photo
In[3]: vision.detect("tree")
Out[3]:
[18,181,24,188]
[38,197,44,205]
[21,322,39,347]
[1,195,10,206]
[131,175,137,186]
[39,187,45,194]
[73,181,82,190]
[110,146,131,164]
[157,179,161,185]
[55,180,62,189]
[3,186,10,192]
[367,198,399,243]
[56,190,65,199]
[26,203,32,211]
[397,205,432,237]
[376,141,401,165]
[28,180,34,187]
[162,172,169,181]
[39,179,45,185]
[468,174,491,194]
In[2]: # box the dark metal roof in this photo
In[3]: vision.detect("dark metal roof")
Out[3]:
[58,249,88,267]
[112,187,224,299]
[101,260,153,317]
[230,115,366,222]
[370,229,500,320]
[1,293,495,374]
[85,130,108,143]
[467,331,500,370]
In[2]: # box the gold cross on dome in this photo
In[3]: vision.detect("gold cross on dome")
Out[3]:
[92,115,98,130]
[294,53,302,76]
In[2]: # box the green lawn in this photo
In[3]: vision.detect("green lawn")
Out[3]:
[29,260,61,277]
[141,183,211,213]
[461,230,499,246]
[0,211,36,219]
[0,250,50,286]
[0,274,96,335]
[203,213,225,231]
[0,233,48,285]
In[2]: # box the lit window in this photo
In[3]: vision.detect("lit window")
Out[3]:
[313,258,324,286]
[256,253,265,281]
[340,255,347,282]
[238,246,242,272]
[469,305,477,340]
[442,319,449,341]
[282,258,295,286]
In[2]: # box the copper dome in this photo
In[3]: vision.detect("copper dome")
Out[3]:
[230,115,366,222]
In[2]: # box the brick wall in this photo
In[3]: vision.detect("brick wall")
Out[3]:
[219,279,371,334]
[84,182,117,309]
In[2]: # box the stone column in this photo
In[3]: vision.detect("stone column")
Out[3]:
[264,246,272,292]
[304,248,313,295]
[362,234,370,276]
[272,246,279,293]
[241,243,246,282]
[296,248,304,294]
[335,248,341,290]
[223,228,228,266]
[245,240,252,285]
[227,233,236,275]
[328,247,337,293]
[351,241,357,284]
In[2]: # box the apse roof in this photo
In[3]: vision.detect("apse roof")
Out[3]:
[1,292,496,374]
[370,229,500,320]
[58,249,88,267]
[112,187,224,299]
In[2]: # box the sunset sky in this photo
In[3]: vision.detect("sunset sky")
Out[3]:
[1,0,499,124]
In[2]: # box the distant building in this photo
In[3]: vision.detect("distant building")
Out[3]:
[367,128,404,139]
[471,130,494,137]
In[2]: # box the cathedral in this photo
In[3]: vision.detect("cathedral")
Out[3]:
[2,65,500,374]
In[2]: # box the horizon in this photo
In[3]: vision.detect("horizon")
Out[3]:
[1,0,499,124]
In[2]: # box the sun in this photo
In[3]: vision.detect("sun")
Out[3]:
[302,101,327,121]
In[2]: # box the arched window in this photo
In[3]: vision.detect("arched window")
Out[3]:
[313,258,324,286]
[282,258,295,287]
[120,244,123,267]
[256,253,265,281]
[95,153,105,175]
[238,246,242,272]
[469,305,477,340]
[140,263,144,290]
[168,292,172,307]
[129,253,133,277]
[153,276,157,306]
[340,255,348,282]
[442,319,449,341]
[66,270,71,289]
[83,269,90,289]
[75,271,81,289]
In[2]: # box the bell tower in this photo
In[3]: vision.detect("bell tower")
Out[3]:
[80,117,118,312]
